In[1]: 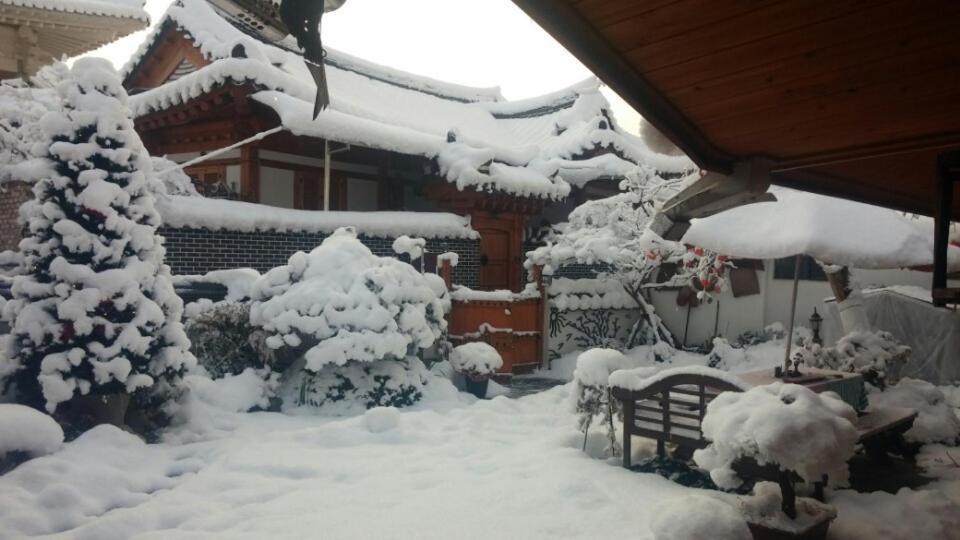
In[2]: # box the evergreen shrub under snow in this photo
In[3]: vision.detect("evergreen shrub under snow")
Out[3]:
[185,303,274,379]
[249,227,447,411]
[0,59,194,414]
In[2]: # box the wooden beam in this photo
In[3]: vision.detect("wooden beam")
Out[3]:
[241,144,260,203]
[511,0,734,174]
[933,150,958,307]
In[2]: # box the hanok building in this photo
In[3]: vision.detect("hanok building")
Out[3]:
[117,0,690,370]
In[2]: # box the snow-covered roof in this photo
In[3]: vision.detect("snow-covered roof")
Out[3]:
[0,0,148,21]
[156,195,478,240]
[125,0,692,200]
[683,187,960,270]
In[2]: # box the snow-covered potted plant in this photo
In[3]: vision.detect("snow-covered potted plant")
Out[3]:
[449,342,503,398]
[694,383,859,540]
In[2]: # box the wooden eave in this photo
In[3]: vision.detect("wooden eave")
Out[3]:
[0,4,146,66]
[513,0,960,217]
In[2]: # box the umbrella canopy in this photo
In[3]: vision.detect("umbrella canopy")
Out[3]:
[682,187,960,270]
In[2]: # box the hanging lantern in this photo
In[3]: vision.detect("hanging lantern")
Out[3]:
[207,0,347,118]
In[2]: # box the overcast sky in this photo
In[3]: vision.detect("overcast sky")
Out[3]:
[86,0,642,133]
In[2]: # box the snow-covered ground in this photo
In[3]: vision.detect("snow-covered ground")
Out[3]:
[1,345,959,539]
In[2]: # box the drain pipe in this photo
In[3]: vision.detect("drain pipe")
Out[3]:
[322,140,351,211]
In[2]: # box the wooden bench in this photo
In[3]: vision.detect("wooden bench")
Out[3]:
[611,372,745,469]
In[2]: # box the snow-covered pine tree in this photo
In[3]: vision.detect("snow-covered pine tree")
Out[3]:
[0,59,194,418]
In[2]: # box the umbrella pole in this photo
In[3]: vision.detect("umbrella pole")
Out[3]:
[782,255,802,376]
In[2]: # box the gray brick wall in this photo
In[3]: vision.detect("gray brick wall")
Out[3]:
[159,226,480,287]
[0,182,31,252]
[551,263,615,280]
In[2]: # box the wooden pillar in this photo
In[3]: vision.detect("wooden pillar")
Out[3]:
[933,151,957,307]
[439,257,452,289]
[240,145,260,203]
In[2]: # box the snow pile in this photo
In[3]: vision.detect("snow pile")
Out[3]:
[156,195,478,239]
[449,285,539,303]
[437,252,459,268]
[809,330,911,388]
[608,365,748,393]
[250,227,446,371]
[363,406,400,433]
[683,186,960,270]
[694,383,858,489]
[0,403,63,458]
[739,481,837,534]
[870,379,960,443]
[707,337,747,370]
[449,342,503,376]
[650,495,751,540]
[437,142,570,200]
[391,235,425,260]
[573,348,628,388]
[548,277,637,311]
[0,59,194,413]
[181,368,277,414]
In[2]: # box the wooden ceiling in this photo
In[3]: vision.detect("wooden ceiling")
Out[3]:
[513,0,960,216]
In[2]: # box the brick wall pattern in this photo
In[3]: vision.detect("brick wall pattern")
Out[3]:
[159,226,481,287]
[0,182,32,252]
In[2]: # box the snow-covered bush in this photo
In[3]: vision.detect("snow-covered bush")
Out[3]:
[292,357,430,411]
[449,342,502,379]
[0,403,63,459]
[185,303,274,378]
[250,227,446,410]
[870,379,960,444]
[527,166,724,354]
[694,383,857,517]
[707,337,746,369]
[650,495,751,540]
[811,331,910,390]
[573,348,629,456]
[0,59,195,417]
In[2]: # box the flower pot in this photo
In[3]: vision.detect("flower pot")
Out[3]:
[464,376,490,399]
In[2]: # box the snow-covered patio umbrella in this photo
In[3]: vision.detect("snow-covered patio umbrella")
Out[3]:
[682,187,960,371]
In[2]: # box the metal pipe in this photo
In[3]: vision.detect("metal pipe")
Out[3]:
[783,255,802,374]
[323,139,331,211]
[159,127,283,175]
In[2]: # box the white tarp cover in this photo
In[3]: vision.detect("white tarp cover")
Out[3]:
[683,187,960,270]
[823,290,960,385]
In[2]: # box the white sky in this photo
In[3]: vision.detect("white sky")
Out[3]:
[85,0,643,134]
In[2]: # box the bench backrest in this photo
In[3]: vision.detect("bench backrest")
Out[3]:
[612,373,744,460]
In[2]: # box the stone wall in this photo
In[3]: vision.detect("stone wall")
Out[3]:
[159,226,481,287]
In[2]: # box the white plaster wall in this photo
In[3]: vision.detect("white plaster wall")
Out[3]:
[650,262,952,347]
[259,166,294,208]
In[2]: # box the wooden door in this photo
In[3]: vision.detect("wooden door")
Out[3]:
[479,229,510,291]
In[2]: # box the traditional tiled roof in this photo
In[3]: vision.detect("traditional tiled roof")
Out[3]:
[125,0,693,200]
